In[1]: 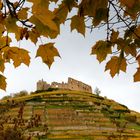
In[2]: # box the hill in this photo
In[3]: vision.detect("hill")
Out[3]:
[0,90,140,140]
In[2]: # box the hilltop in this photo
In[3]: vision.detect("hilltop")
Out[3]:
[0,90,140,140]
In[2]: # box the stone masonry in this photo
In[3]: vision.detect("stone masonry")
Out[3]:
[37,77,92,93]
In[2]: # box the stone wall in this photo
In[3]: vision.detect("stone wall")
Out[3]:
[37,77,92,93]
[67,78,92,93]
[37,79,50,90]
[51,82,68,89]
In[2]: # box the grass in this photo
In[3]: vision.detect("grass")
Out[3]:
[0,90,94,104]
[0,90,140,139]
[129,124,140,130]
[46,104,71,109]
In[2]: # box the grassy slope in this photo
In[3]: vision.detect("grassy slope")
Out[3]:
[0,90,140,140]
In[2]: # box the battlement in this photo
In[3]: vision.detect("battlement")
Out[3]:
[37,77,92,93]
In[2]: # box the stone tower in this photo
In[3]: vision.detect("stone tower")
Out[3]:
[37,79,50,90]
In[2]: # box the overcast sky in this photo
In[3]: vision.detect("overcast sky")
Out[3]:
[0,21,140,113]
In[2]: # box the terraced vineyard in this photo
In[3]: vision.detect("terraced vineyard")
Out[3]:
[0,90,140,140]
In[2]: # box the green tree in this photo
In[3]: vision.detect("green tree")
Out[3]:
[0,0,139,90]
[13,90,28,98]
[1,95,12,100]
[94,87,101,96]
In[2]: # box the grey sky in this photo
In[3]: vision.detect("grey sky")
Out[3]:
[1,21,140,113]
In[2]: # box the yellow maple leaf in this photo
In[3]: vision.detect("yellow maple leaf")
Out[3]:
[91,40,112,63]
[5,47,30,67]
[5,16,17,33]
[36,43,60,68]
[63,0,77,11]
[34,11,58,31]
[0,24,5,36]
[92,8,108,26]
[134,25,140,38]
[17,8,29,20]
[27,0,49,8]
[71,15,85,36]
[0,1,2,9]
[134,68,140,82]
[28,28,39,44]
[5,16,22,41]
[0,74,6,91]
[124,43,137,57]
[105,56,127,77]
[0,54,5,72]
[116,38,137,57]
[136,55,140,66]
[120,0,135,8]
[29,16,45,34]
[0,36,12,48]
[29,16,59,39]
[110,29,119,43]
[20,28,29,40]
[54,2,69,24]
[30,0,57,31]
[78,0,108,17]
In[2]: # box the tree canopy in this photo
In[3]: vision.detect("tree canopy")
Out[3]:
[0,0,140,90]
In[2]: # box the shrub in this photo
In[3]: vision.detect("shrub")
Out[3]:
[13,90,28,98]
[1,95,12,100]
[125,115,137,123]
[0,127,26,140]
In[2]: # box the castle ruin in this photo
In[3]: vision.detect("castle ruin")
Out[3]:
[37,77,92,93]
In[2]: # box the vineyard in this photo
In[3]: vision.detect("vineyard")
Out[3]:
[0,90,140,140]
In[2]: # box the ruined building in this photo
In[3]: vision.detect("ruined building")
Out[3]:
[37,77,92,93]
[36,80,50,91]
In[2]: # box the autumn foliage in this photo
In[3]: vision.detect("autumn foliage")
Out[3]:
[0,0,140,90]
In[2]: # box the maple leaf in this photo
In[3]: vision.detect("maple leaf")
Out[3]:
[28,28,39,44]
[91,40,112,63]
[36,43,60,68]
[78,0,108,17]
[122,0,140,19]
[0,74,6,91]
[119,0,135,8]
[136,55,140,66]
[30,0,58,31]
[29,16,46,35]
[134,68,140,82]
[34,11,58,31]
[110,30,119,43]
[0,54,5,72]
[27,0,49,9]
[64,0,77,11]
[71,15,85,36]
[93,8,108,26]
[117,38,137,57]
[20,28,29,40]
[124,25,136,39]
[5,16,22,42]
[29,16,59,39]
[105,56,127,77]
[0,1,2,9]
[5,16,18,33]
[134,25,140,38]
[4,47,30,68]
[124,43,137,57]
[0,24,5,36]
[54,2,69,24]
[17,8,29,20]
[0,36,12,48]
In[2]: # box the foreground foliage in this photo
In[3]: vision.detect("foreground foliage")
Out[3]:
[0,127,26,140]
[0,0,140,90]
